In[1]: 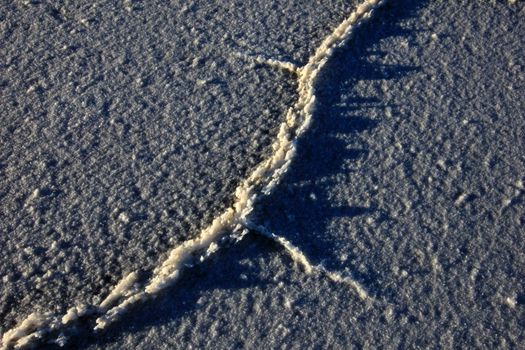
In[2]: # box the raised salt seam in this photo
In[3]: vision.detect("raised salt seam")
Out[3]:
[1,1,386,348]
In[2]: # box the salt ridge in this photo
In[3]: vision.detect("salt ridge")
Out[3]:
[1,0,386,348]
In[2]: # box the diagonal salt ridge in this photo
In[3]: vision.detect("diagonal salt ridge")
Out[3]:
[246,222,374,302]
[1,1,386,348]
[234,52,299,74]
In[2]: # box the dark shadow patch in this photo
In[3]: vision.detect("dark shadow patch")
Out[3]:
[253,0,425,298]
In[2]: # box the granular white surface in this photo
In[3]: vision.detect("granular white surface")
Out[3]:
[1,0,524,348]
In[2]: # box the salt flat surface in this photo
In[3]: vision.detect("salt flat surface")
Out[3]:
[1,0,360,342]
[1,0,524,348]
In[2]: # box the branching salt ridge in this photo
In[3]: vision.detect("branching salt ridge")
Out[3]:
[1,1,386,348]
[246,223,374,303]
[234,52,299,74]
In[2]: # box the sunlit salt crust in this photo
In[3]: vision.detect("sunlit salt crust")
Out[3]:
[1,1,385,348]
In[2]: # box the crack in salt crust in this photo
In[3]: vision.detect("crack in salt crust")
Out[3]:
[1,1,387,348]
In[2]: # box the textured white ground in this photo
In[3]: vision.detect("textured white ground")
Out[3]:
[1,0,524,349]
